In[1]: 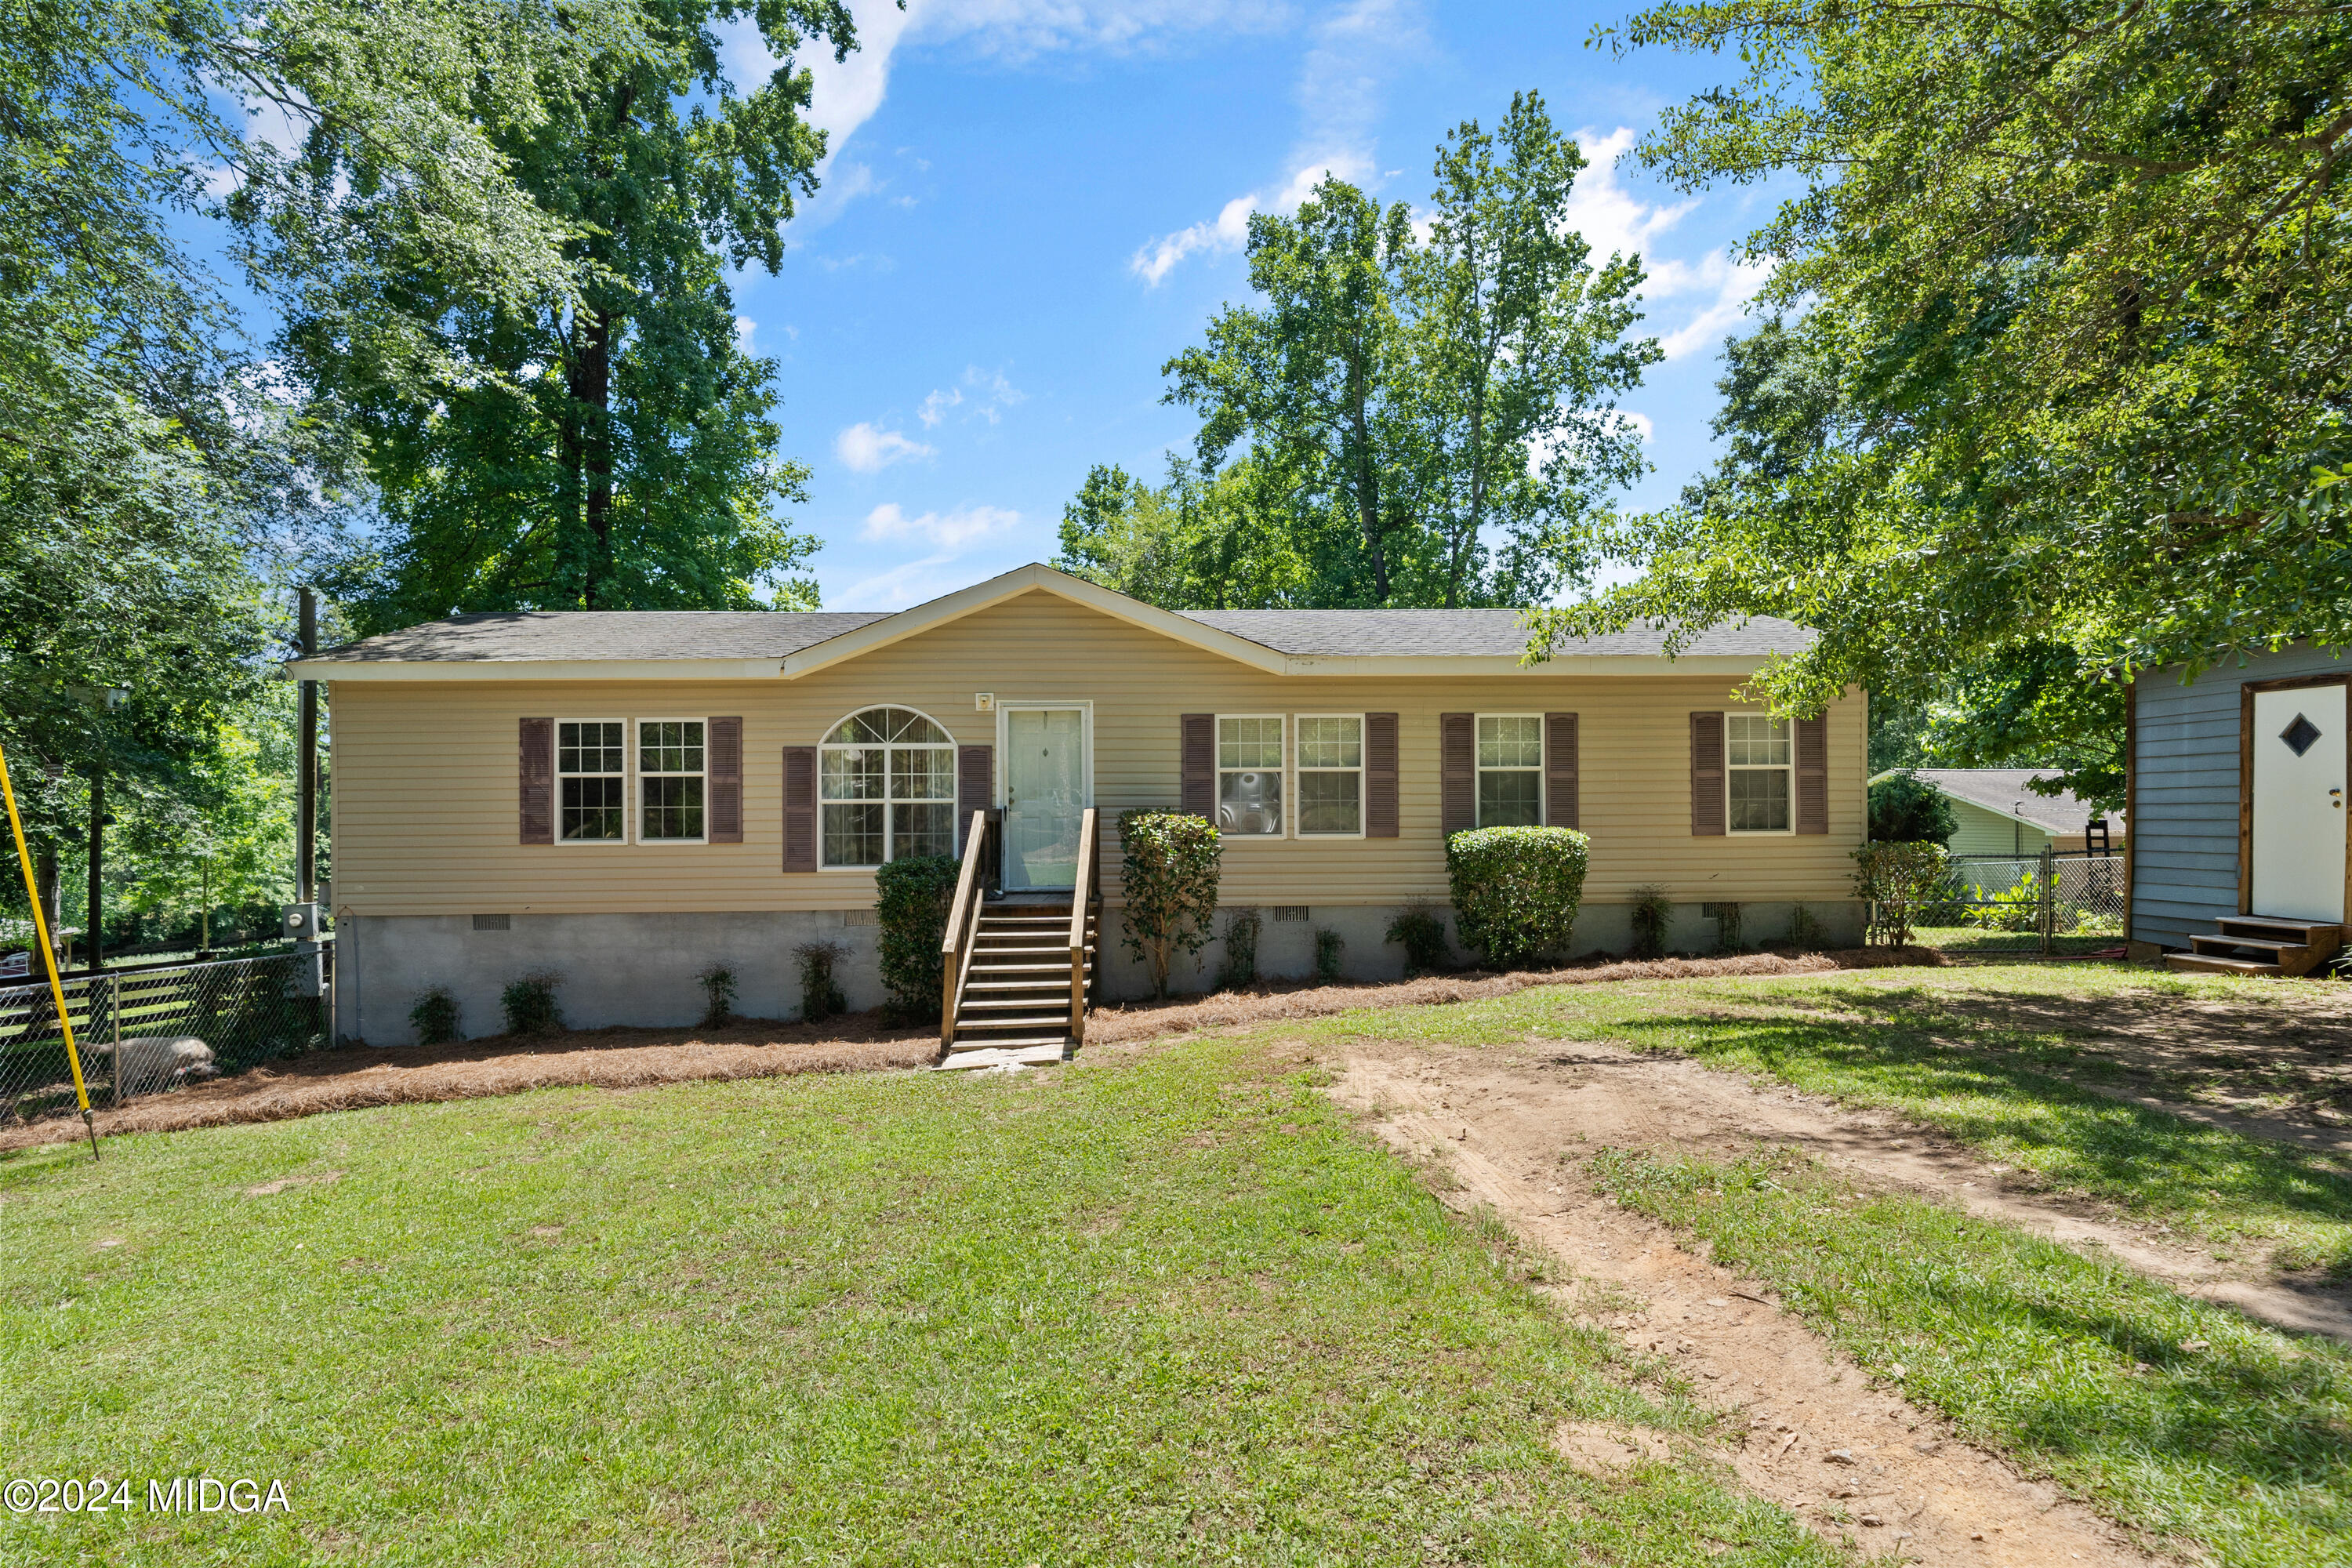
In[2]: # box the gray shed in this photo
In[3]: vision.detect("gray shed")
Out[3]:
[2129,641,2349,961]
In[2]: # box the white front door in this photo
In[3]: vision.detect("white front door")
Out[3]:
[2251,684,2348,921]
[1002,707,1087,890]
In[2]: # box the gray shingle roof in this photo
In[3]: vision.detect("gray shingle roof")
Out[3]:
[316,610,892,663]
[1179,608,1814,658]
[1907,769,2122,835]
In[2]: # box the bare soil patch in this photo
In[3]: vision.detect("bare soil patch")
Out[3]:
[1325,1044,2176,1566]
[2,948,1932,1152]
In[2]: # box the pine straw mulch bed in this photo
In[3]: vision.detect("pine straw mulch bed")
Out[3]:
[0,947,1947,1152]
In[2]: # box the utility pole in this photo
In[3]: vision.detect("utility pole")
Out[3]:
[298,587,318,904]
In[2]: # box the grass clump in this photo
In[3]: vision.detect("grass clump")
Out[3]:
[0,1036,1838,1566]
[1593,1147,2352,1568]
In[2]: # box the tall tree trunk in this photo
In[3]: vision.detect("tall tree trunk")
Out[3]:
[575,303,615,608]
[1348,359,1388,602]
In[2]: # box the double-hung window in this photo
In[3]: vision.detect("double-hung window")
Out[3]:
[820,706,956,866]
[1726,714,1793,833]
[1296,715,1363,836]
[1475,714,1544,826]
[637,720,706,842]
[1218,715,1285,836]
[557,720,626,842]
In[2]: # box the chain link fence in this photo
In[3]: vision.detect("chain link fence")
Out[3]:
[1911,851,2128,955]
[0,949,329,1131]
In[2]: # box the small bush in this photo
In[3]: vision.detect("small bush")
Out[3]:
[1974,869,2044,932]
[409,987,459,1046]
[1628,885,1674,960]
[696,964,737,1029]
[1385,903,1450,977]
[876,854,960,1022]
[1314,927,1346,983]
[1118,809,1222,999]
[499,972,561,1036]
[1789,904,1826,949]
[1218,909,1261,990]
[1868,771,1958,844]
[1852,841,1952,946]
[793,940,848,1023]
[1446,826,1588,970]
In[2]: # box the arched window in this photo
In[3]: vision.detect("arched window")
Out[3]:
[821,706,956,866]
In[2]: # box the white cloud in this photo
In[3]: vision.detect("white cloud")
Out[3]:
[1614,409,1656,442]
[919,366,1026,426]
[860,502,1021,550]
[1561,126,1777,361]
[733,316,757,350]
[1131,0,1415,284]
[834,422,935,473]
[838,554,964,608]
[918,386,962,427]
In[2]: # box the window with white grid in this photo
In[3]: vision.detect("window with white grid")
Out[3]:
[1476,714,1543,827]
[1296,715,1363,836]
[637,720,706,842]
[557,720,626,842]
[1726,714,1793,833]
[1217,715,1284,836]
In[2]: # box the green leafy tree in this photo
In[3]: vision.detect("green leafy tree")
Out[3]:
[1054,456,1321,609]
[1535,0,2352,765]
[1867,772,1958,846]
[1160,90,1655,608]
[284,0,857,629]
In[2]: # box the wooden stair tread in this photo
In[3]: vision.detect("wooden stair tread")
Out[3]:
[971,944,1097,957]
[2218,916,2343,938]
[953,1012,1074,1029]
[2165,953,2285,976]
[2189,934,2314,955]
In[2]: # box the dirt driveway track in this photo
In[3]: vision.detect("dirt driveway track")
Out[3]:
[1329,1041,2205,1568]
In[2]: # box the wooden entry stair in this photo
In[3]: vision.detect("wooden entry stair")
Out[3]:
[2164,916,2344,978]
[938,807,1101,1070]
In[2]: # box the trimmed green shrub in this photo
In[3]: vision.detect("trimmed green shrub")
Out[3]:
[1445,826,1589,970]
[1314,927,1346,983]
[1118,809,1221,999]
[1384,903,1450,977]
[1851,841,1951,946]
[1868,770,1958,845]
[409,987,459,1046]
[793,940,848,1023]
[696,965,737,1029]
[1218,909,1261,991]
[876,854,959,1022]
[1628,885,1674,960]
[499,972,561,1036]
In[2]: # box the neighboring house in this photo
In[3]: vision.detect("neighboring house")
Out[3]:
[292,564,1870,1041]
[1870,768,2125,857]
[2128,641,2348,974]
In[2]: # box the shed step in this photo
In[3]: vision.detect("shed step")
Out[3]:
[2189,934,2312,956]
[971,944,1097,958]
[952,1012,1074,1030]
[2164,953,2285,977]
[967,960,1095,975]
[2217,916,2344,942]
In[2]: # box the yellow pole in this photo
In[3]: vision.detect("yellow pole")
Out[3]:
[0,736,98,1160]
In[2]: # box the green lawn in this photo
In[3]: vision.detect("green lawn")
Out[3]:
[1595,1149,2352,1568]
[0,1036,1831,1567]
[1291,964,2352,1275]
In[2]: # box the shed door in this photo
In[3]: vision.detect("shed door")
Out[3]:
[2251,684,2347,921]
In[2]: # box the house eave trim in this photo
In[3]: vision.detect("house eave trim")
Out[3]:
[284,658,786,682]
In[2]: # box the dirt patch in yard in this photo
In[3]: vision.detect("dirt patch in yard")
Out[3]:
[1319,1035,2350,1566]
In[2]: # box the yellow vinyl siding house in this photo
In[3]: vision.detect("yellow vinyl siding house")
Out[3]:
[296,565,1868,1043]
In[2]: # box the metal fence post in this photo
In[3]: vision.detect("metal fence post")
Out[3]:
[108,973,122,1109]
[2038,845,2055,955]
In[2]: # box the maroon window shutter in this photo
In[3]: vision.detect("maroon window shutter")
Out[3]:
[782,746,818,872]
[1690,713,1726,836]
[707,717,743,843]
[1440,713,1475,837]
[1545,713,1580,830]
[1364,713,1399,837]
[1796,714,1829,834]
[520,717,554,845]
[957,744,993,849]
[1180,713,1215,818]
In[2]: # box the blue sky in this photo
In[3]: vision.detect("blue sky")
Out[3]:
[731,0,1788,610]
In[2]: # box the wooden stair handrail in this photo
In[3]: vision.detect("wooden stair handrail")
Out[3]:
[1067,808,1099,1045]
[940,808,993,1050]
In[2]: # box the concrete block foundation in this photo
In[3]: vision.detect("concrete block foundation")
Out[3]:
[337,898,1866,1044]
